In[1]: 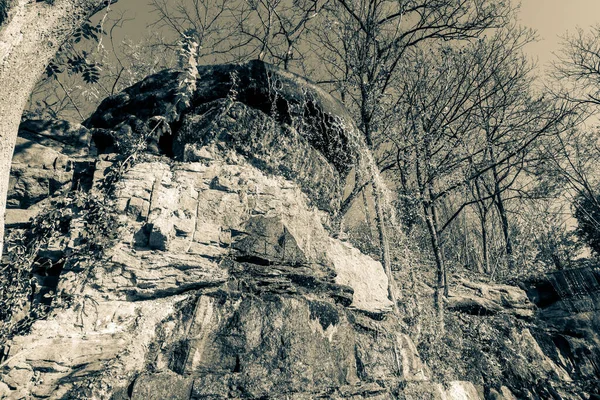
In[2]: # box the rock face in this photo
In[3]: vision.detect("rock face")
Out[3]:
[447,278,535,318]
[0,62,430,399]
[85,60,369,214]
[523,267,600,396]
[7,119,91,211]
[2,61,598,399]
[444,276,600,399]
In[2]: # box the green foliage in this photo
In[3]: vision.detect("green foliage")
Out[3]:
[573,191,600,256]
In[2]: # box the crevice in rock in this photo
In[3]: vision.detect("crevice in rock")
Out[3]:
[127,376,136,398]
[31,257,64,309]
[233,255,273,266]
[233,355,241,373]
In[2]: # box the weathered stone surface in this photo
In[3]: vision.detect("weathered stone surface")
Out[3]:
[6,119,91,209]
[511,328,572,382]
[0,296,184,399]
[447,294,504,315]
[488,386,518,400]
[328,239,394,314]
[131,372,194,400]
[107,157,391,315]
[85,61,371,214]
[177,100,342,211]
[448,278,534,318]
[232,215,307,265]
[19,119,91,152]
[86,61,361,174]
[144,293,359,397]
[442,381,481,400]
[8,164,72,208]
[97,247,229,300]
[4,208,36,228]
[2,118,410,398]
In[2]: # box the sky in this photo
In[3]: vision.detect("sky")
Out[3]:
[100,0,600,72]
[519,0,600,71]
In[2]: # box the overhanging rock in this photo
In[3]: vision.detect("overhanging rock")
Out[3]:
[85,60,367,213]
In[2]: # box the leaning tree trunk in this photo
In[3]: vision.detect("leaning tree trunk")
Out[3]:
[371,179,398,312]
[0,0,103,257]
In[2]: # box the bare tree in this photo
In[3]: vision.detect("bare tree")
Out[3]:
[552,25,600,108]
[148,0,244,63]
[377,25,573,328]
[234,0,326,70]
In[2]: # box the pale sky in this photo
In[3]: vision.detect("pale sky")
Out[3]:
[101,0,600,73]
[519,0,600,70]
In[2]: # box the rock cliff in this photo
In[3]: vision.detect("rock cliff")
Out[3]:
[0,61,598,399]
[0,61,433,399]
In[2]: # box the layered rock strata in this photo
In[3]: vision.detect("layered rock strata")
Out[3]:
[0,62,432,399]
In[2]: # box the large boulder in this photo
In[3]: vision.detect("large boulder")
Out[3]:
[0,64,426,399]
[85,60,369,213]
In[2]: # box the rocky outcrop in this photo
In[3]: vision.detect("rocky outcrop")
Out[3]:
[0,62,429,399]
[3,61,598,400]
[85,61,369,214]
[445,276,599,399]
[523,268,600,396]
[447,278,534,318]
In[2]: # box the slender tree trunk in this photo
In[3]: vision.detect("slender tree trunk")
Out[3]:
[429,183,447,297]
[491,162,514,270]
[480,213,490,274]
[362,188,372,231]
[416,149,445,332]
[0,0,105,257]
[371,179,398,312]
[473,180,490,274]
[423,202,445,333]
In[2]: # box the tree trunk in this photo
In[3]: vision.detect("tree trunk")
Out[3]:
[423,202,445,334]
[473,179,490,274]
[0,0,102,257]
[481,213,490,274]
[371,179,398,313]
[415,149,445,332]
[486,146,514,271]
[491,163,514,270]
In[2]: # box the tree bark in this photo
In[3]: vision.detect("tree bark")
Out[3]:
[0,0,103,257]
[480,213,489,274]
[416,151,445,332]
[473,179,490,274]
[423,202,445,334]
[491,161,514,270]
[371,179,398,313]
